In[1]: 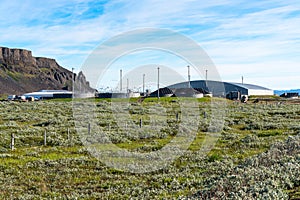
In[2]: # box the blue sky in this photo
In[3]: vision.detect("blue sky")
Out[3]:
[0,0,299,90]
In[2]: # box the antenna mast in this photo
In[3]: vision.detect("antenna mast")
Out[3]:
[120,69,122,92]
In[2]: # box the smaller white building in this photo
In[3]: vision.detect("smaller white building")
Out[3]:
[23,90,73,99]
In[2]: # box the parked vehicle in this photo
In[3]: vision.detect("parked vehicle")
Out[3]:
[7,95,16,101]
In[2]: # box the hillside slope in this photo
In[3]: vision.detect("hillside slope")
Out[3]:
[0,47,93,95]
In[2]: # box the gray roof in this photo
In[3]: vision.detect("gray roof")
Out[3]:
[169,80,272,91]
[227,82,272,91]
[166,80,272,97]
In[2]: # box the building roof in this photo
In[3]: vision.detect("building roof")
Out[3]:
[39,90,71,93]
[227,82,272,91]
[161,80,273,97]
[170,80,272,91]
[23,90,72,97]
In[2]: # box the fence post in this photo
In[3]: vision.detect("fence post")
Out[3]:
[139,118,142,128]
[44,130,47,146]
[176,112,179,122]
[67,128,70,141]
[10,133,15,150]
[88,123,91,135]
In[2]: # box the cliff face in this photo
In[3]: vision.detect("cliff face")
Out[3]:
[0,47,93,95]
[0,47,35,66]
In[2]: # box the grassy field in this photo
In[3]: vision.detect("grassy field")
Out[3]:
[0,97,299,199]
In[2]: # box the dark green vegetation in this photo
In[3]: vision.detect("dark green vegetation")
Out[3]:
[0,98,299,199]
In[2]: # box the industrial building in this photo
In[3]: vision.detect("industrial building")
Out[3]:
[97,91,141,98]
[150,80,273,98]
[280,92,299,99]
[149,87,209,98]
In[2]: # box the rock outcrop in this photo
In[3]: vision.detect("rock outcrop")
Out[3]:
[0,47,94,95]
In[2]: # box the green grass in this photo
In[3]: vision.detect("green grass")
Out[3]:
[47,98,73,102]
[6,71,22,81]
[288,187,300,200]
[249,95,280,99]
[0,98,299,199]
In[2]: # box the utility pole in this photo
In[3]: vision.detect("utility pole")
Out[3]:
[120,69,123,92]
[143,74,145,94]
[187,65,191,88]
[157,67,160,99]
[72,68,74,97]
[10,133,15,150]
[205,69,208,93]
[44,130,47,146]
[127,78,129,94]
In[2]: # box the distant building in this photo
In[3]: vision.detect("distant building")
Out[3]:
[150,87,207,98]
[97,91,140,98]
[226,91,241,100]
[97,92,128,98]
[280,92,299,99]
[150,80,273,98]
[23,90,72,99]
[169,80,273,97]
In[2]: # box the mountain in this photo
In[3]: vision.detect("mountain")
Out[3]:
[0,47,94,95]
[274,89,300,96]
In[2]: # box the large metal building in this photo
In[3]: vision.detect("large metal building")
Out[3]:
[153,80,273,98]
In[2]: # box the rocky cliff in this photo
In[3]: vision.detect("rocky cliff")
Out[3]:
[0,47,94,95]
